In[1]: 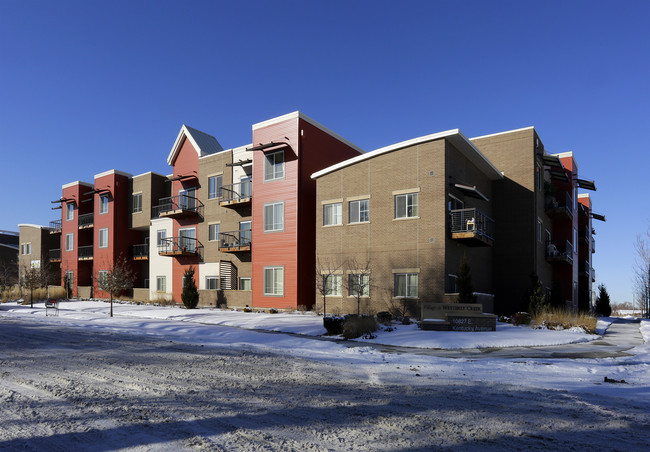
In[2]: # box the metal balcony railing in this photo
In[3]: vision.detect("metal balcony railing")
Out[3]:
[78,245,93,260]
[545,239,573,264]
[219,229,252,251]
[220,180,252,205]
[78,213,94,228]
[49,219,62,233]
[158,236,202,256]
[152,195,203,218]
[49,249,61,261]
[449,208,495,242]
[132,243,149,260]
[545,191,573,219]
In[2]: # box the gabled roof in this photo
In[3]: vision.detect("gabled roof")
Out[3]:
[312,129,503,181]
[167,125,224,166]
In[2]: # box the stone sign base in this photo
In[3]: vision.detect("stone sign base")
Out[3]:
[420,302,496,332]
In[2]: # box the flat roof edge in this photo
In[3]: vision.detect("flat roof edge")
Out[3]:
[62,181,94,189]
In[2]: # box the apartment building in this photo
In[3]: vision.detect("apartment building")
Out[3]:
[17,225,59,285]
[312,130,502,315]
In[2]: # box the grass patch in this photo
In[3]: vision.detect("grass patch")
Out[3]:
[531,308,597,334]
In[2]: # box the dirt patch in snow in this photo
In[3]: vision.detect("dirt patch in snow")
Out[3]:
[1,318,648,451]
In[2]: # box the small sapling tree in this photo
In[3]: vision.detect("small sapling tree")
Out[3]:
[97,257,136,317]
[315,258,344,317]
[346,259,371,315]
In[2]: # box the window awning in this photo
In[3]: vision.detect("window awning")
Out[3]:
[226,159,253,167]
[541,155,563,169]
[84,188,112,196]
[166,173,198,182]
[577,178,596,191]
[591,212,606,222]
[246,142,289,152]
[453,184,489,202]
[51,197,74,204]
[549,169,570,182]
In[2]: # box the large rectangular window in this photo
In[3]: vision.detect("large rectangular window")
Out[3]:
[208,175,223,199]
[156,276,166,292]
[179,227,196,252]
[323,202,342,226]
[99,228,108,248]
[240,221,252,245]
[348,274,369,297]
[209,223,220,242]
[264,266,284,296]
[205,276,219,290]
[66,203,74,221]
[395,193,418,218]
[99,195,109,214]
[65,233,73,251]
[132,193,142,213]
[263,202,284,232]
[239,277,251,291]
[394,273,418,298]
[264,150,285,181]
[349,199,369,223]
[156,229,167,246]
[324,274,342,296]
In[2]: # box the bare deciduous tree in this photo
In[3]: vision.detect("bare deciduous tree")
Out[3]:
[634,227,650,318]
[21,264,49,308]
[315,258,344,317]
[345,258,372,316]
[97,256,136,317]
[0,257,18,299]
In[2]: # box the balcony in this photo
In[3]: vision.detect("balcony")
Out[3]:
[591,237,596,253]
[546,240,573,265]
[220,180,252,208]
[592,268,596,282]
[49,249,61,262]
[78,245,93,260]
[449,208,494,246]
[78,213,94,229]
[580,260,591,279]
[579,225,590,244]
[153,195,203,219]
[218,229,252,253]
[132,243,149,260]
[49,219,62,234]
[545,191,573,221]
[158,237,202,257]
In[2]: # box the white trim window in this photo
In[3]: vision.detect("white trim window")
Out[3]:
[394,273,418,298]
[132,193,142,213]
[348,274,369,297]
[66,203,74,221]
[208,175,223,199]
[349,199,369,223]
[65,233,74,252]
[98,270,108,286]
[209,223,220,242]
[264,150,284,181]
[395,193,418,219]
[205,276,219,290]
[156,229,167,246]
[263,201,284,232]
[323,202,342,226]
[179,227,197,252]
[156,276,166,292]
[239,277,251,291]
[324,274,342,296]
[99,195,109,214]
[263,266,284,296]
[99,228,109,248]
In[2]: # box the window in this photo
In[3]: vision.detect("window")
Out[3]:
[156,229,167,246]
[323,274,342,296]
[239,277,251,291]
[179,188,197,210]
[208,175,223,199]
[209,223,220,242]
[240,176,252,198]
[240,221,252,245]
[348,274,369,297]
[65,271,74,291]
[349,199,369,223]
[323,203,342,226]
[99,228,108,248]
[394,273,418,298]
[263,202,284,232]
[536,163,543,191]
[132,193,142,213]
[263,266,284,296]
[395,193,418,219]
[545,229,551,245]
[99,195,109,214]
[98,270,108,286]
[447,274,458,293]
[205,276,219,290]
[537,219,543,243]
[21,243,31,255]
[66,203,74,221]
[65,233,73,251]
[264,150,284,181]
[179,227,196,252]
[156,276,166,292]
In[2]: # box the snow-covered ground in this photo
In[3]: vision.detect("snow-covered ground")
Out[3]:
[1,300,649,451]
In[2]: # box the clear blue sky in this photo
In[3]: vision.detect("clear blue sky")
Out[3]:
[1,0,648,304]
